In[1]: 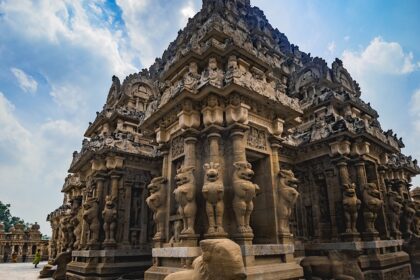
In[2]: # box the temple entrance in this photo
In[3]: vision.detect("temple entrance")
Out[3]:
[247,150,276,244]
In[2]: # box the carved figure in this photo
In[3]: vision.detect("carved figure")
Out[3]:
[402,201,416,237]
[277,169,300,234]
[301,251,364,280]
[362,183,383,233]
[60,216,71,250]
[70,212,82,249]
[388,191,403,236]
[342,183,361,233]
[82,197,100,245]
[232,161,260,233]
[146,177,167,240]
[102,195,118,244]
[51,251,72,280]
[202,162,225,234]
[174,166,197,235]
[164,239,246,280]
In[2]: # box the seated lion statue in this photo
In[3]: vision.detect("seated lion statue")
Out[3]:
[164,239,246,280]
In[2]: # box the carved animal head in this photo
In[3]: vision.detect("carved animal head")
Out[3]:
[343,183,356,197]
[175,166,195,186]
[147,177,167,194]
[203,162,220,182]
[278,169,299,189]
[199,239,246,280]
[365,183,380,199]
[388,191,403,204]
[233,161,254,180]
[83,197,98,211]
[104,195,116,209]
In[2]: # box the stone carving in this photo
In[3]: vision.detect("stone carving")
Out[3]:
[82,197,100,246]
[71,211,82,250]
[51,251,72,280]
[146,177,167,240]
[277,169,300,234]
[164,239,246,280]
[301,251,364,280]
[362,183,383,233]
[247,126,267,151]
[200,57,224,88]
[102,195,118,245]
[402,200,416,237]
[342,183,361,233]
[202,95,223,127]
[202,162,225,235]
[171,136,184,158]
[233,161,260,233]
[174,166,197,235]
[388,191,403,237]
[183,62,200,92]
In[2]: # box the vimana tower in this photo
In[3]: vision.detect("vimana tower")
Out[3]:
[47,0,420,279]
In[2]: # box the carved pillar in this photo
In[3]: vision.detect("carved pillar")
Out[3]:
[208,132,221,164]
[355,161,368,188]
[122,181,132,247]
[184,134,197,168]
[231,127,247,163]
[110,173,120,199]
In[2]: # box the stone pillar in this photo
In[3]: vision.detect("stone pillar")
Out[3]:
[231,127,247,163]
[208,132,221,164]
[184,134,197,168]
[110,173,120,199]
[355,161,368,188]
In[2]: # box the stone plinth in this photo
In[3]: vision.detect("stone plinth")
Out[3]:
[305,240,412,280]
[145,243,303,280]
[66,249,151,280]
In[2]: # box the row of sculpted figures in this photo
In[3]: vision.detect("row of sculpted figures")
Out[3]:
[146,161,300,241]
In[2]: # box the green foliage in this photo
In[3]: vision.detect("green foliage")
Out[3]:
[0,201,25,232]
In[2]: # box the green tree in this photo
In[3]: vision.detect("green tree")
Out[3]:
[0,201,25,232]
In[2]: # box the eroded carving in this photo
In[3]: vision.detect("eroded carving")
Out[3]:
[174,166,197,235]
[343,183,361,234]
[102,195,118,245]
[362,183,383,233]
[232,161,260,234]
[277,169,300,235]
[82,197,100,246]
[146,177,167,240]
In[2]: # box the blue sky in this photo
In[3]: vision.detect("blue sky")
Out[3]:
[0,0,419,235]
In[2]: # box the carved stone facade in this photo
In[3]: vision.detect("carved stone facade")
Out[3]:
[48,0,420,279]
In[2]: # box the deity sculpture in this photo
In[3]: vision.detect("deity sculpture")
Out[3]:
[402,200,416,237]
[232,161,260,234]
[277,169,300,234]
[71,211,82,250]
[362,183,383,233]
[146,177,167,240]
[202,162,225,235]
[173,166,197,235]
[342,183,361,234]
[82,197,100,246]
[102,195,118,244]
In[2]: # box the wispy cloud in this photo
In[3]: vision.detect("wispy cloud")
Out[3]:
[10,67,38,94]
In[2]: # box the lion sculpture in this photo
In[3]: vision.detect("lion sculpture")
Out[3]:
[164,239,246,280]
[301,250,364,280]
[277,169,300,234]
[233,161,260,234]
[362,183,383,233]
[342,183,361,233]
[202,162,225,235]
[388,190,403,236]
[102,195,118,244]
[174,166,197,235]
[82,197,100,245]
[146,176,167,240]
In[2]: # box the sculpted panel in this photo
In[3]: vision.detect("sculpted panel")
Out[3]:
[82,197,100,247]
[342,183,361,234]
[102,195,118,245]
[277,170,300,234]
[362,183,383,233]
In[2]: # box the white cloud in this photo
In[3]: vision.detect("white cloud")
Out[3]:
[342,37,419,76]
[327,41,336,53]
[50,84,86,113]
[180,1,196,27]
[10,67,38,94]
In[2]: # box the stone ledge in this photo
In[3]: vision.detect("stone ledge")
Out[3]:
[305,239,403,251]
[241,244,295,256]
[72,249,151,258]
[152,247,201,258]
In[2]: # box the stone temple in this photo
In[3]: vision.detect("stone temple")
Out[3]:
[46,0,420,279]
